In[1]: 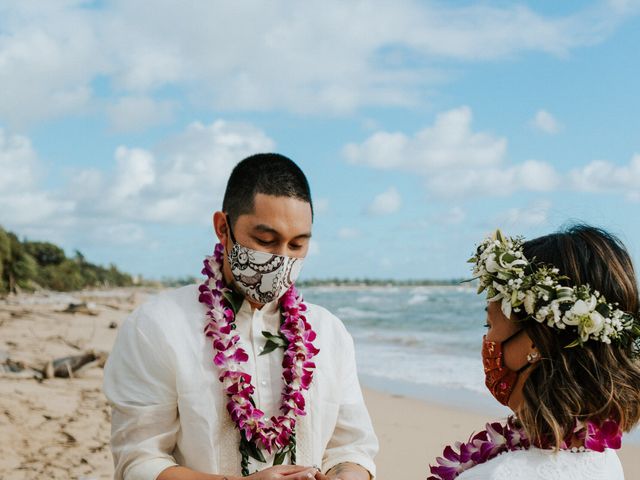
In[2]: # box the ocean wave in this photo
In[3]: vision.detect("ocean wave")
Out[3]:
[304,285,488,394]
[355,347,487,394]
[355,295,387,305]
[407,294,428,305]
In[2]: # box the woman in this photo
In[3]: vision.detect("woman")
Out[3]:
[429,225,640,479]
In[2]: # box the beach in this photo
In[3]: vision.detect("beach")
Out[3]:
[1,288,639,479]
[364,388,640,479]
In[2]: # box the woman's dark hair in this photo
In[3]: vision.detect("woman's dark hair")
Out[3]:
[517,224,640,448]
[222,153,313,225]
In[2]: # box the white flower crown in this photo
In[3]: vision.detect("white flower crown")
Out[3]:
[469,230,640,350]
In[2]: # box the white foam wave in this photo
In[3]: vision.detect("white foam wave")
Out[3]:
[355,345,487,394]
[407,294,428,305]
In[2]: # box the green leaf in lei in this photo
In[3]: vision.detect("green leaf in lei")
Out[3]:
[260,330,288,356]
[223,289,245,315]
[240,433,267,463]
[273,449,287,466]
[273,433,297,466]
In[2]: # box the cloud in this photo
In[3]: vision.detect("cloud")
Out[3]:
[531,109,562,134]
[436,206,466,225]
[345,107,507,171]
[0,128,74,228]
[0,4,104,127]
[314,198,330,215]
[337,227,360,240]
[111,146,156,203]
[569,154,640,201]
[106,96,175,132]
[345,106,559,198]
[426,159,559,198]
[0,120,276,242]
[308,239,320,256]
[97,120,275,224]
[606,0,640,14]
[89,223,146,245]
[493,200,552,228]
[368,187,402,215]
[0,128,39,191]
[0,2,632,126]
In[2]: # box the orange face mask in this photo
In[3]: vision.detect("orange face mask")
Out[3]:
[482,333,532,406]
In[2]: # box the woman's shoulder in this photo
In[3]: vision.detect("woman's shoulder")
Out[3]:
[456,448,623,480]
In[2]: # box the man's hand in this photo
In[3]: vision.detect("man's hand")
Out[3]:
[158,465,320,480]
[321,463,371,480]
[246,465,321,480]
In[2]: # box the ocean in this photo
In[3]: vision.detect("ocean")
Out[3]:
[302,285,495,406]
[301,285,640,444]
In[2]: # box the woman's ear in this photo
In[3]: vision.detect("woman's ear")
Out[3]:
[213,211,229,246]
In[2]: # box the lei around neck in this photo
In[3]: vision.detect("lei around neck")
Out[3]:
[428,416,623,480]
[198,243,319,476]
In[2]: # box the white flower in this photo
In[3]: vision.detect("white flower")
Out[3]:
[485,254,500,273]
[566,297,597,322]
[524,291,536,314]
[550,301,562,325]
[535,306,550,322]
[579,310,605,342]
[488,292,503,303]
[501,297,513,318]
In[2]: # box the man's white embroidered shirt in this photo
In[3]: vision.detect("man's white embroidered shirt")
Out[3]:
[103,285,378,480]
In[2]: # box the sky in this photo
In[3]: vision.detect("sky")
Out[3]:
[1,0,640,281]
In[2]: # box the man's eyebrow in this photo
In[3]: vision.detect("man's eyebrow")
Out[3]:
[253,224,312,239]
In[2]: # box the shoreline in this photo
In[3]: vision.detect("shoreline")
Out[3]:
[360,373,640,445]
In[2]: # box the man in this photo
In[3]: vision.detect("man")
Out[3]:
[104,153,378,480]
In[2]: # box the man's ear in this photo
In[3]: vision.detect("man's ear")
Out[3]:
[213,211,229,247]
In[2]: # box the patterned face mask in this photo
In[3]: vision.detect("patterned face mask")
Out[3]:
[225,216,304,304]
[481,331,533,406]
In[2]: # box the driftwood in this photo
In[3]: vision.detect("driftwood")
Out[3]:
[62,302,98,316]
[0,350,108,380]
[43,350,107,378]
[0,358,44,380]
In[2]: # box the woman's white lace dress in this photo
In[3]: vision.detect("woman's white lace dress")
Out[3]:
[456,448,623,479]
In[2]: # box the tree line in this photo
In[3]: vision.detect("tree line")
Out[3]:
[0,225,134,294]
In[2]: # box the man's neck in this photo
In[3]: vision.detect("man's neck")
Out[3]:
[248,299,263,311]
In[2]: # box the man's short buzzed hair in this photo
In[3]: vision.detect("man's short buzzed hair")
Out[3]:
[222,153,313,224]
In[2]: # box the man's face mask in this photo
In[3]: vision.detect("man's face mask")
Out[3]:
[482,331,534,406]
[225,216,304,304]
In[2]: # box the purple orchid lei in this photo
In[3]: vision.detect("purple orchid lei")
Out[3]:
[198,243,319,473]
[428,416,622,480]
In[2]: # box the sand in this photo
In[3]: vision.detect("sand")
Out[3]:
[0,289,151,480]
[1,288,639,479]
[364,388,640,479]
